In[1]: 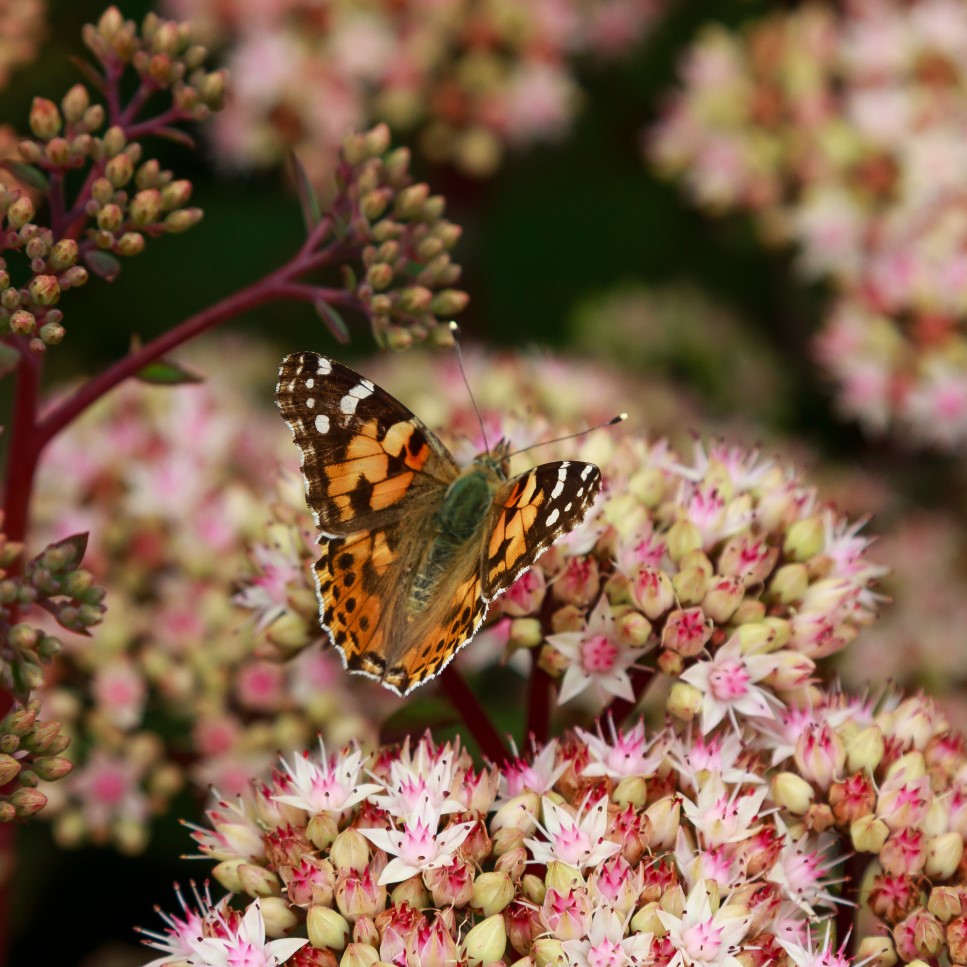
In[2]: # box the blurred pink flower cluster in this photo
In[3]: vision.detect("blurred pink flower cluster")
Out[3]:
[163,0,669,179]
[648,0,967,449]
[0,0,44,89]
[32,340,381,853]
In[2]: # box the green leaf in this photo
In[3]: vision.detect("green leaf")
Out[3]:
[290,151,321,231]
[0,161,49,193]
[83,249,121,281]
[44,533,89,570]
[136,358,204,385]
[315,297,350,344]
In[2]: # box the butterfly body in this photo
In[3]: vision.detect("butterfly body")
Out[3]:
[276,352,602,695]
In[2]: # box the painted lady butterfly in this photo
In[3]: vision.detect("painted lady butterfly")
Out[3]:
[276,352,602,695]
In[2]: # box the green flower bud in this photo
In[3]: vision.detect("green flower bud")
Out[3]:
[307,905,350,951]
[18,141,42,164]
[96,204,124,232]
[9,310,36,335]
[28,275,60,306]
[666,519,702,562]
[199,70,227,108]
[91,178,115,205]
[237,863,281,897]
[397,286,433,313]
[361,190,390,221]
[61,85,90,124]
[45,138,70,167]
[163,208,203,232]
[7,196,35,230]
[0,288,19,310]
[31,756,73,782]
[784,517,824,561]
[101,125,127,157]
[667,681,703,722]
[330,828,370,873]
[62,266,89,288]
[366,263,394,291]
[130,189,162,225]
[29,98,62,140]
[394,183,430,219]
[464,914,507,966]
[532,937,566,967]
[49,239,79,270]
[364,123,391,158]
[116,232,145,256]
[105,153,134,187]
[471,871,514,917]
[160,180,192,210]
[82,104,106,132]
[10,787,47,818]
[429,289,469,317]
[341,942,380,967]
[0,754,21,785]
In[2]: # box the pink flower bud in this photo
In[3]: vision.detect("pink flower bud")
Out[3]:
[661,607,712,657]
[334,866,387,922]
[425,855,474,908]
[541,886,592,942]
[830,773,876,825]
[702,577,745,622]
[880,828,926,877]
[505,900,543,957]
[793,722,845,790]
[893,908,944,960]
[29,98,61,140]
[947,914,967,962]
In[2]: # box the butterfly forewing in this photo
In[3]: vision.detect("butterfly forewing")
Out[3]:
[276,352,457,537]
[484,461,601,599]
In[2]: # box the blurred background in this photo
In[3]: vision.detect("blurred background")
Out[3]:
[3,0,967,963]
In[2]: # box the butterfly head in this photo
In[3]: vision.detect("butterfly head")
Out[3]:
[472,437,512,480]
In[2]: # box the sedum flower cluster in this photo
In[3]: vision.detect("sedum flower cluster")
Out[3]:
[648,0,967,449]
[163,0,670,179]
[0,6,224,352]
[145,688,967,967]
[32,340,382,853]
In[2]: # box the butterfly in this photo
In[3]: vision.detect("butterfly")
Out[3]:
[275,352,603,695]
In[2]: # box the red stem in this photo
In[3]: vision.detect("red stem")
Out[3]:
[525,657,552,746]
[439,667,509,764]
[35,263,313,449]
[4,340,42,545]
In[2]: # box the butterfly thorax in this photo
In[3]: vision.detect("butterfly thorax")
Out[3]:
[406,447,509,616]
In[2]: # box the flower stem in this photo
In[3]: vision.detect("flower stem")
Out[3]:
[439,667,509,764]
[3,340,42,546]
[525,658,552,746]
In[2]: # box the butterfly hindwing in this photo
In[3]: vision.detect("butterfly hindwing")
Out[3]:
[484,461,601,599]
[276,352,458,537]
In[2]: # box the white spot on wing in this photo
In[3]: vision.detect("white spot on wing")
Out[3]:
[581,465,593,480]
[317,358,332,375]
[306,398,315,408]
[546,507,560,526]
[315,414,330,434]
[340,395,359,415]
[305,378,314,389]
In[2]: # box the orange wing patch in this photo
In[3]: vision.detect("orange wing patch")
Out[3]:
[384,571,486,694]
[487,476,544,586]
[314,529,398,680]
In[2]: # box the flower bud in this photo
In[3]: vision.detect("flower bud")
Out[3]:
[855,936,895,967]
[948,916,967,963]
[29,98,62,140]
[429,289,469,317]
[116,232,145,256]
[672,565,710,606]
[531,938,566,967]
[7,196,35,229]
[491,793,540,834]
[851,814,889,853]
[771,771,814,815]
[545,862,583,896]
[471,871,514,917]
[784,517,824,561]
[366,263,394,291]
[341,942,380,967]
[48,239,78,271]
[702,577,744,623]
[164,208,203,232]
[644,796,680,850]
[130,189,162,225]
[260,895,298,937]
[521,874,546,905]
[927,886,963,923]
[613,776,648,809]
[161,180,193,209]
[238,863,281,897]
[666,519,702,562]
[61,84,90,124]
[102,125,126,157]
[794,723,845,790]
[31,756,72,781]
[667,682,702,723]
[925,832,963,880]
[10,787,46,817]
[390,875,429,910]
[631,901,663,937]
[846,725,885,774]
[0,754,21,785]
[330,829,371,873]
[464,914,506,966]
[9,310,35,335]
[394,183,430,219]
[769,564,809,604]
[308,905,350,951]
[631,567,674,618]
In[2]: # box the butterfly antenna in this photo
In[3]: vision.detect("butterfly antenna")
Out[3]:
[449,321,490,453]
[504,412,628,460]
